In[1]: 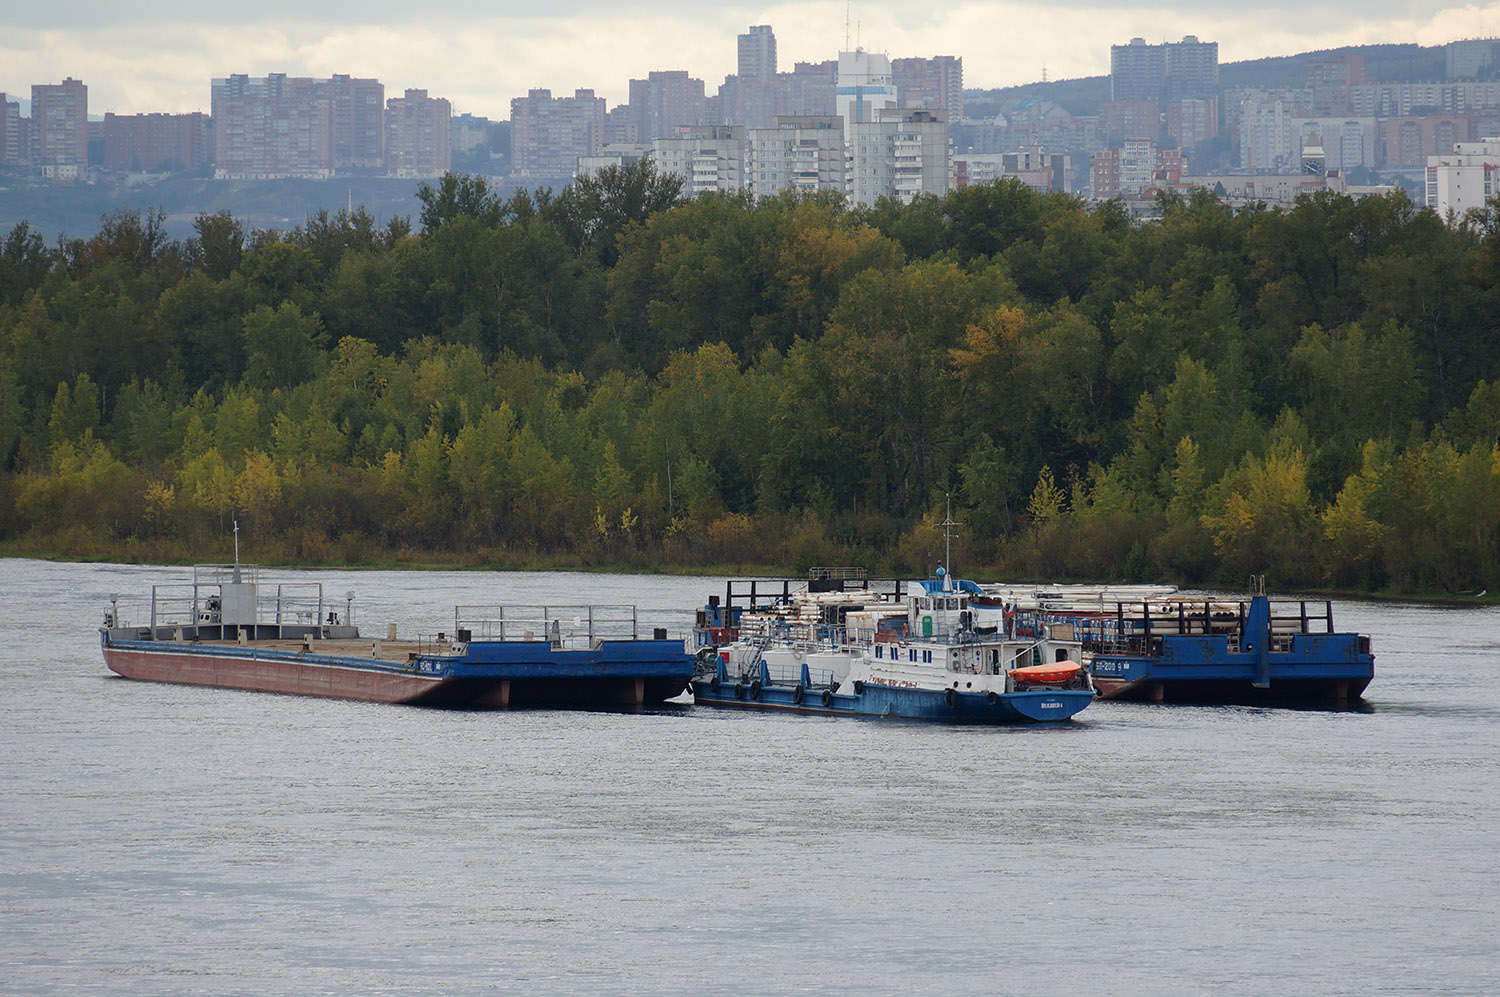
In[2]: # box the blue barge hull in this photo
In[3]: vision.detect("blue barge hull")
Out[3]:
[690,675,1093,724]
[1073,593,1373,705]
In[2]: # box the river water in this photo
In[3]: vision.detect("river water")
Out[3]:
[2,558,1498,995]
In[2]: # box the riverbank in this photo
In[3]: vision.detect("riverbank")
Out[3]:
[3,537,1492,605]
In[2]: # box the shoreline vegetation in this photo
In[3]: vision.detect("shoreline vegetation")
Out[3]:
[1,165,1497,599]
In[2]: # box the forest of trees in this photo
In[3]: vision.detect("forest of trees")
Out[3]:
[0,163,1497,593]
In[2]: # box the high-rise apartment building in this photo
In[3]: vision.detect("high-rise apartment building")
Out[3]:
[1448,39,1500,80]
[628,71,706,143]
[1236,89,1308,171]
[324,74,385,168]
[603,105,640,145]
[386,89,450,177]
[745,115,845,197]
[102,112,213,172]
[1166,97,1218,150]
[1165,36,1218,101]
[713,55,837,129]
[212,74,334,178]
[893,56,964,121]
[1380,116,1470,169]
[1099,100,1161,144]
[652,125,744,194]
[849,108,948,206]
[211,73,383,177]
[1111,39,1166,102]
[32,77,88,179]
[837,50,898,127]
[1305,53,1365,115]
[1111,37,1217,103]
[738,25,777,80]
[1427,137,1500,218]
[0,93,27,167]
[780,60,838,118]
[1349,81,1500,117]
[509,88,606,177]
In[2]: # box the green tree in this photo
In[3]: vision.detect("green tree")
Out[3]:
[242,302,329,390]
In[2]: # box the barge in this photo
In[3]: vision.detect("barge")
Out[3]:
[101,564,693,709]
[1022,579,1374,705]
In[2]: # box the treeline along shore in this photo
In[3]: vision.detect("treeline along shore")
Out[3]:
[0,163,1496,593]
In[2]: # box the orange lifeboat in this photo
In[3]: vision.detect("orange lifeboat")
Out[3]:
[1009,661,1082,685]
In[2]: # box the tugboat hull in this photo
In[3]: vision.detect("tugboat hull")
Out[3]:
[691,677,1093,723]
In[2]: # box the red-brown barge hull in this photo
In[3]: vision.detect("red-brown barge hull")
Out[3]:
[103,645,450,704]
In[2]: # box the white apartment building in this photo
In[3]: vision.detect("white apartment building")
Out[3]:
[1238,91,1303,171]
[652,126,744,194]
[848,108,948,206]
[952,147,1071,192]
[745,116,845,196]
[576,143,652,177]
[836,49,898,127]
[1426,138,1500,220]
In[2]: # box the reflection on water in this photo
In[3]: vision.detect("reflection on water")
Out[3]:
[2,558,1499,995]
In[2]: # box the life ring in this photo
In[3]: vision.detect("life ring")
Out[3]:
[945,687,958,709]
[792,683,804,705]
[821,689,834,707]
[853,680,865,695]
[749,680,761,700]
[986,691,999,707]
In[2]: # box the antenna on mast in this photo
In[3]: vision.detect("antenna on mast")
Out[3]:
[939,493,961,589]
[845,2,850,50]
[232,518,241,583]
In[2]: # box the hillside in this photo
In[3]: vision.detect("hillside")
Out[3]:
[967,42,1449,118]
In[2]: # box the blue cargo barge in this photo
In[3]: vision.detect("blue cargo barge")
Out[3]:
[1040,582,1374,705]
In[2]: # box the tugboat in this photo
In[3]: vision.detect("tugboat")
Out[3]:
[1032,577,1374,705]
[101,551,692,709]
[689,566,1095,723]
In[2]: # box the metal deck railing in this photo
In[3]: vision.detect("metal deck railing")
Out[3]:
[451,604,656,648]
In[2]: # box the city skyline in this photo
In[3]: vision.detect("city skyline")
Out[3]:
[1,1,1486,119]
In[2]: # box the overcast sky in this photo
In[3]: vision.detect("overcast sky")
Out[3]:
[1,1,1488,117]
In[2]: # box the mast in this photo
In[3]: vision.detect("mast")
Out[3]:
[939,493,960,591]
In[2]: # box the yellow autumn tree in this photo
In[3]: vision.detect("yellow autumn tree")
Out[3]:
[1200,439,1318,582]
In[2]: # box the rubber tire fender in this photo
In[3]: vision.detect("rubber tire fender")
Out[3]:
[986,690,999,707]
[821,689,834,708]
[945,687,958,710]
[792,683,804,705]
[709,674,721,694]
[749,680,761,700]
[852,680,865,695]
